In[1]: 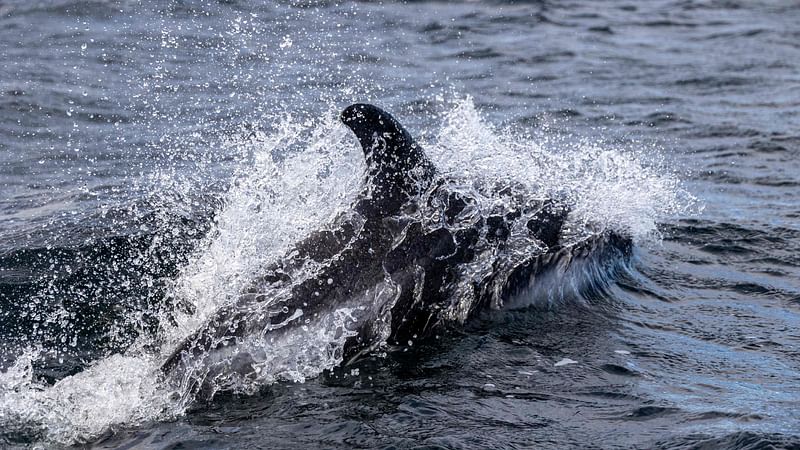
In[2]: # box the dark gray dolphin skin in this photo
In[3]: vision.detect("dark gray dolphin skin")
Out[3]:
[160,103,631,393]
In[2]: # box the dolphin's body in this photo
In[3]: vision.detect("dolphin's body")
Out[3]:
[160,104,631,395]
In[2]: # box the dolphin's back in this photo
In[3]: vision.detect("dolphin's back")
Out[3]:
[159,104,632,399]
[161,104,439,379]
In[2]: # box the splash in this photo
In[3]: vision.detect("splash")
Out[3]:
[158,109,363,352]
[0,350,170,446]
[0,108,363,446]
[0,97,699,446]
[432,97,699,244]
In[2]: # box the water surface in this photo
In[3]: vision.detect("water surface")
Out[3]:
[1,0,799,448]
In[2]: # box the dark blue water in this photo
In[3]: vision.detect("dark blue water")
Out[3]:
[1,1,799,448]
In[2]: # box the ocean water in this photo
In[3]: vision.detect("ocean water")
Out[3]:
[1,0,799,448]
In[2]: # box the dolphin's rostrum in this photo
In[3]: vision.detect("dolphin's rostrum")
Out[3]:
[160,103,631,398]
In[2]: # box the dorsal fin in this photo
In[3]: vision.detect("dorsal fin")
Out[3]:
[341,103,437,212]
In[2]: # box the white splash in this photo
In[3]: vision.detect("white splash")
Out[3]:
[431,97,699,244]
[160,109,363,351]
[0,350,171,446]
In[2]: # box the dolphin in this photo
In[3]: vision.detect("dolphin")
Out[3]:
[160,103,631,397]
